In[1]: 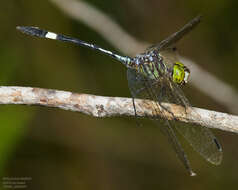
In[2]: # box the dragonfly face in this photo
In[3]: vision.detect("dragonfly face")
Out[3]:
[172,62,190,85]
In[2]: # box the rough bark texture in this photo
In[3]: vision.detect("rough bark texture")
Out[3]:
[0,86,237,133]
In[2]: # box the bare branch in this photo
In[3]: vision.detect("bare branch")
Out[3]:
[0,86,237,133]
[49,0,238,113]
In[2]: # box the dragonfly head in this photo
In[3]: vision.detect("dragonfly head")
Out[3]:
[172,62,190,85]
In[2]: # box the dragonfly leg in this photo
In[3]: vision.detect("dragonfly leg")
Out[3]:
[159,101,177,121]
[135,80,158,95]
[132,97,137,117]
[158,86,178,121]
[132,98,143,127]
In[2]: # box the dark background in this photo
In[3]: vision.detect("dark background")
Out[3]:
[1,0,238,189]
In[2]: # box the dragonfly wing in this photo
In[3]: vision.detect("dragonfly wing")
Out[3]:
[127,59,223,167]
[127,68,195,175]
[127,68,151,99]
[155,70,223,165]
[174,120,223,165]
[159,120,196,176]
[147,15,201,52]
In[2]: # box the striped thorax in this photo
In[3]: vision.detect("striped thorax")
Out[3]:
[130,50,190,85]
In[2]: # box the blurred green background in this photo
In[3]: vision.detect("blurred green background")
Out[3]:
[1,0,238,189]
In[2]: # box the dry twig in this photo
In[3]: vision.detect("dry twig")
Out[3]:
[1,86,237,133]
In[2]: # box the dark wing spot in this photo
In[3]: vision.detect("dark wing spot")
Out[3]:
[214,138,222,151]
[172,47,177,51]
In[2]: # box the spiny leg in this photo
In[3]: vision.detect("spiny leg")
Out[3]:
[157,85,177,119]
[132,97,137,118]
[132,97,143,127]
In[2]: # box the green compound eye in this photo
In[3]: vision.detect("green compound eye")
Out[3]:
[172,62,190,84]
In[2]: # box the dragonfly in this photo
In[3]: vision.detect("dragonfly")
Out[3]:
[17,15,222,175]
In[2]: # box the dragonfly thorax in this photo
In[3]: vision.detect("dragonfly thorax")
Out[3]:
[130,51,166,79]
[130,51,190,85]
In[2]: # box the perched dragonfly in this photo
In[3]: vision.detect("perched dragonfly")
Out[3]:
[17,15,222,175]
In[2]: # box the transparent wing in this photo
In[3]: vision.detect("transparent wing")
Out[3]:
[147,15,201,52]
[127,55,222,167]
[158,77,223,165]
[159,50,223,165]
[127,68,195,175]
